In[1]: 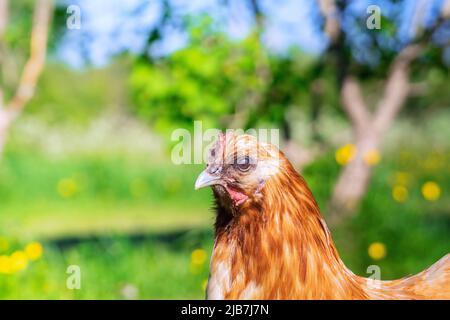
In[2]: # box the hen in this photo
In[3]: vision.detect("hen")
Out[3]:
[195,133,450,299]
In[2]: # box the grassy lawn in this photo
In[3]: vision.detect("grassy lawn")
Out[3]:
[1,202,212,240]
[0,229,214,299]
[0,201,215,299]
[0,140,448,299]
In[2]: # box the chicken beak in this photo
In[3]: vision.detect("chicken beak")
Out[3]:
[195,170,220,190]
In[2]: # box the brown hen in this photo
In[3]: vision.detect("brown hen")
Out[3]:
[195,133,449,300]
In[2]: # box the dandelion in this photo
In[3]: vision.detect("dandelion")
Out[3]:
[0,255,12,274]
[25,242,43,261]
[191,249,207,265]
[392,185,408,203]
[368,242,387,260]
[335,144,356,166]
[421,181,441,201]
[363,149,381,166]
[57,178,78,198]
[10,251,28,272]
[189,249,207,275]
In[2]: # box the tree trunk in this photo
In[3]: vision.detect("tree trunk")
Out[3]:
[0,0,52,156]
[317,0,448,224]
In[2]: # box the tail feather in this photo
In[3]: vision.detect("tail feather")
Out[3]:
[368,254,450,299]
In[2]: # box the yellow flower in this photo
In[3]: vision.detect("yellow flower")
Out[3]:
[57,178,78,198]
[9,251,28,272]
[201,279,208,291]
[368,242,387,260]
[421,181,441,201]
[0,255,12,274]
[392,185,408,203]
[0,237,10,253]
[363,149,381,166]
[191,249,207,265]
[25,242,43,261]
[335,144,356,165]
[189,249,208,275]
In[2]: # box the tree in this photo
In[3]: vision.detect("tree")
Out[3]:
[0,0,53,154]
[316,0,450,223]
[130,1,331,168]
[127,0,449,223]
[130,15,282,134]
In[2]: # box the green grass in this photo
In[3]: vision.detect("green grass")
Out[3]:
[0,149,217,299]
[1,202,212,241]
[0,234,213,299]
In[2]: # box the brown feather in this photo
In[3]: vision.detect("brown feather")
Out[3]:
[203,134,449,300]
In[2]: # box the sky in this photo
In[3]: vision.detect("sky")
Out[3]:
[56,0,447,68]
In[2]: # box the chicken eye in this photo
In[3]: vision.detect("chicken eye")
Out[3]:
[236,156,251,172]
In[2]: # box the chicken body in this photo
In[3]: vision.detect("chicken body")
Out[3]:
[195,133,450,300]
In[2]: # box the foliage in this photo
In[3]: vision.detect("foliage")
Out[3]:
[130,19,325,137]
[131,20,265,133]
[25,61,131,124]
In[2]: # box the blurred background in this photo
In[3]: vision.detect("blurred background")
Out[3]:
[0,0,449,299]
